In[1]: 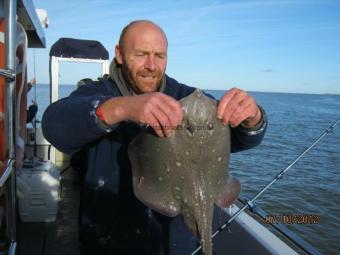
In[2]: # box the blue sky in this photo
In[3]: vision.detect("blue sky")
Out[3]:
[28,0,340,94]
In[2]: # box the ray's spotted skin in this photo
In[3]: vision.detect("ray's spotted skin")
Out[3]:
[128,89,241,255]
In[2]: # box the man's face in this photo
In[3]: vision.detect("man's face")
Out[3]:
[115,23,168,94]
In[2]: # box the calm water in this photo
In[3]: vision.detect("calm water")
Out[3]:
[29,85,340,254]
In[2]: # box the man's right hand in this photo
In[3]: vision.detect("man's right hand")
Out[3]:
[98,92,183,137]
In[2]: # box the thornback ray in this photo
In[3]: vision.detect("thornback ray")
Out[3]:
[128,89,241,255]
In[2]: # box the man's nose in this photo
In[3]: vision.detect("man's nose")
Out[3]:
[144,55,156,71]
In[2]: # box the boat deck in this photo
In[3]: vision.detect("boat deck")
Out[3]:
[17,166,81,255]
[17,166,273,255]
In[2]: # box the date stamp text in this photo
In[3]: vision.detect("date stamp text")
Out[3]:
[264,214,320,224]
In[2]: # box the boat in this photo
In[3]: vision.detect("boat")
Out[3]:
[0,0,324,254]
[0,0,46,253]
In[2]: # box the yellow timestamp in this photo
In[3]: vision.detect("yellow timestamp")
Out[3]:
[264,214,319,224]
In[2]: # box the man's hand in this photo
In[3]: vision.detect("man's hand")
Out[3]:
[99,92,183,137]
[217,88,262,128]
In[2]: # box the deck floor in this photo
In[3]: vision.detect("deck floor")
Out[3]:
[16,166,271,255]
[17,166,81,255]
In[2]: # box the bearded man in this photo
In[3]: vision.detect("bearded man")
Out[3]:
[42,20,267,255]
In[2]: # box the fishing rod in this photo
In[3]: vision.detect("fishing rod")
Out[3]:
[192,118,340,255]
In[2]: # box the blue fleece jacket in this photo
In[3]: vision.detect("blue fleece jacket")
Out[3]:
[42,75,267,254]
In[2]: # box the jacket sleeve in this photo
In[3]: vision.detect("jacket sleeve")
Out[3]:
[230,106,267,153]
[173,81,268,153]
[201,88,268,153]
[42,83,116,154]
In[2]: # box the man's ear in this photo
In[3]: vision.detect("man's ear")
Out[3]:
[115,45,123,64]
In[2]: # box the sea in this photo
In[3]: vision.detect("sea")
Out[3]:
[28,84,340,254]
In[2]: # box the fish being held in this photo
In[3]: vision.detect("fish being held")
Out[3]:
[128,89,241,255]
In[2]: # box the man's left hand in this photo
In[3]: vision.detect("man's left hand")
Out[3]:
[217,88,262,128]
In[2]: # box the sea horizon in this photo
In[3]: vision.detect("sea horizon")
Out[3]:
[33,83,340,96]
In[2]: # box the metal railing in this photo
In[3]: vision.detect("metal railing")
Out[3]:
[0,68,15,81]
[0,0,18,254]
[0,158,14,187]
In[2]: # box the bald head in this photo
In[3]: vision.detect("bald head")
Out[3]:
[118,20,168,50]
[114,20,168,94]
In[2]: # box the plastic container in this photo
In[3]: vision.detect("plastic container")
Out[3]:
[17,158,61,222]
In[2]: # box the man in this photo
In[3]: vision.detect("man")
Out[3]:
[42,20,267,254]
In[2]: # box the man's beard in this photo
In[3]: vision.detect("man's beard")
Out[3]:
[121,62,164,94]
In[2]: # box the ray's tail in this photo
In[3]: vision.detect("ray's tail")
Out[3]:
[197,205,213,255]
[194,173,215,255]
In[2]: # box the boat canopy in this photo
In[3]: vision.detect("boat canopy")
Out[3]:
[50,38,109,60]
[48,36,110,168]
[49,38,110,165]
[49,37,110,105]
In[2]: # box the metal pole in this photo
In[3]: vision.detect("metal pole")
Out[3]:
[192,118,340,254]
[5,0,17,252]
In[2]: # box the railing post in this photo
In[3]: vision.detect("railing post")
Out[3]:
[4,0,17,254]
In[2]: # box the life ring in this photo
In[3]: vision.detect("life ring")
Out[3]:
[0,19,28,177]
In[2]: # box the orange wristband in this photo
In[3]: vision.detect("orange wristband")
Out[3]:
[95,105,106,122]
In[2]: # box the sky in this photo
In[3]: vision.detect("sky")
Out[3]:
[27,0,340,94]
